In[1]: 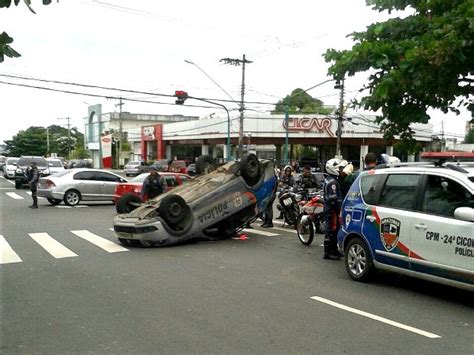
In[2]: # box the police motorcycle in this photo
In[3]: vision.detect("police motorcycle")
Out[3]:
[276,184,302,227]
[295,188,325,246]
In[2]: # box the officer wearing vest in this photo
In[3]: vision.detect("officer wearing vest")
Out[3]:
[27,161,40,209]
[140,167,164,201]
[323,158,348,260]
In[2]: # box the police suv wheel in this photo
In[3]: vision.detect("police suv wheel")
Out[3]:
[239,153,261,186]
[116,193,142,214]
[196,155,215,175]
[345,238,374,282]
[158,195,189,226]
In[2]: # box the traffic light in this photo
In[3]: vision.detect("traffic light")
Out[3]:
[175,90,188,105]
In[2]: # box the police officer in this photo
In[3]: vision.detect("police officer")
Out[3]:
[276,166,295,220]
[140,167,164,201]
[27,161,40,209]
[297,165,318,190]
[323,158,348,260]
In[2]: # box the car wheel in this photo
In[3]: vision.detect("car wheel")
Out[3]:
[158,194,189,226]
[116,193,142,214]
[239,153,261,186]
[345,237,374,282]
[196,155,215,175]
[15,181,21,189]
[63,190,81,206]
[47,198,61,206]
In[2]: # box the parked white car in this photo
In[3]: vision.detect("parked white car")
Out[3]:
[46,158,66,175]
[3,157,19,179]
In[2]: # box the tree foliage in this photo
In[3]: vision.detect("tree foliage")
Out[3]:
[0,0,57,62]
[465,128,474,143]
[5,125,84,158]
[324,0,474,141]
[273,88,333,115]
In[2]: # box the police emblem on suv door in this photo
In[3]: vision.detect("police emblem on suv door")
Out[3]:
[380,218,401,251]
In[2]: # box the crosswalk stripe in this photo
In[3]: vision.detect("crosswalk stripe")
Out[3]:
[29,233,78,259]
[242,228,279,237]
[0,235,23,264]
[5,192,24,200]
[57,206,72,209]
[25,191,45,199]
[70,230,128,253]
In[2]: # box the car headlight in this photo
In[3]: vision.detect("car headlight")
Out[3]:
[16,168,22,174]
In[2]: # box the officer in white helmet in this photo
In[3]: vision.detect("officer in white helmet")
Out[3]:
[323,158,348,260]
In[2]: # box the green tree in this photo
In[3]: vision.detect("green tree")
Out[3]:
[324,0,474,142]
[0,0,57,62]
[273,88,333,115]
[465,128,474,143]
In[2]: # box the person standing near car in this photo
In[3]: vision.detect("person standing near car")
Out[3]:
[140,167,164,201]
[27,161,40,209]
[322,158,348,260]
[364,152,377,170]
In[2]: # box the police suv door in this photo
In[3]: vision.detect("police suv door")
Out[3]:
[366,173,422,269]
[410,174,474,285]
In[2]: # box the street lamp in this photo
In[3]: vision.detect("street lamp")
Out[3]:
[174,90,232,162]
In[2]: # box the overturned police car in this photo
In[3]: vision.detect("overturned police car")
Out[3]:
[113,154,277,247]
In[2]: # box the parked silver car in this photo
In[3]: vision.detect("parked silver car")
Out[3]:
[3,157,19,179]
[123,161,147,176]
[37,169,128,206]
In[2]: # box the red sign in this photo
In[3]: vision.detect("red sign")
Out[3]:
[283,117,335,137]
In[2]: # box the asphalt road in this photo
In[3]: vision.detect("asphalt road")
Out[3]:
[0,175,473,354]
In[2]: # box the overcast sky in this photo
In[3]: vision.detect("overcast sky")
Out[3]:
[0,0,470,145]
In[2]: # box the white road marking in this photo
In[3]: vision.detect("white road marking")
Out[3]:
[74,205,88,208]
[25,191,45,199]
[242,228,279,237]
[29,233,78,259]
[0,235,23,264]
[109,228,114,231]
[310,296,441,339]
[0,187,15,190]
[272,226,297,234]
[57,206,72,209]
[5,192,24,200]
[70,230,128,253]
[0,177,15,185]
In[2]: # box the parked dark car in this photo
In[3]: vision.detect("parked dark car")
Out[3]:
[68,159,93,169]
[186,163,196,176]
[15,156,50,189]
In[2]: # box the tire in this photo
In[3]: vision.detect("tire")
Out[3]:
[63,189,81,206]
[296,214,314,246]
[15,181,21,189]
[239,153,261,186]
[47,198,61,206]
[116,193,142,214]
[158,194,189,226]
[284,205,299,226]
[345,238,374,282]
[196,155,215,175]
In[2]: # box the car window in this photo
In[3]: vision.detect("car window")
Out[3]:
[95,172,122,182]
[421,175,474,218]
[180,176,190,184]
[47,160,63,167]
[164,176,177,187]
[6,158,19,165]
[131,173,149,183]
[74,171,97,180]
[379,174,421,210]
[360,174,383,205]
[18,157,47,167]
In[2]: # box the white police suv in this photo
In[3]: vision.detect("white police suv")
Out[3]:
[337,156,474,291]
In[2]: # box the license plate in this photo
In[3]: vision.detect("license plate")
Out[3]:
[283,198,292,206]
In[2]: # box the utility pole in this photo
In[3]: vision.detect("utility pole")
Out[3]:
[46,126,50,157]
[115,97,125,168]
[58,117,72,158]
[220,54,252,159]
[335,79,345,159]
[441,119,445,152]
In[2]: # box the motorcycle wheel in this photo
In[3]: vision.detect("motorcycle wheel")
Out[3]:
[284,206,298,226]
[296,215,314,246]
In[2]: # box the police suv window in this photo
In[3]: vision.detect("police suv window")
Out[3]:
[421,175,474,218]
[360,174,383,205]
[379,174,421,210]
[164,177,177,187]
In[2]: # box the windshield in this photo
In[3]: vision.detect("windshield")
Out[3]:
[48,160,63,167]
[131,173,149,183]
[18,157,47,167]
[6,158,19,165]
[127,161,140,166]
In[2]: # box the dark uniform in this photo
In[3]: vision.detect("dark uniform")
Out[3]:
[27,163,40,208]
[323,175,343,259]
[141,173,164,200]
[279,174,295,187]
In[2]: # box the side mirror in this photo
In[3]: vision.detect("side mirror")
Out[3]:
[454,207,474,222]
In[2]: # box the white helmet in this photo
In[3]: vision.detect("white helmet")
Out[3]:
[325,158,349,176]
